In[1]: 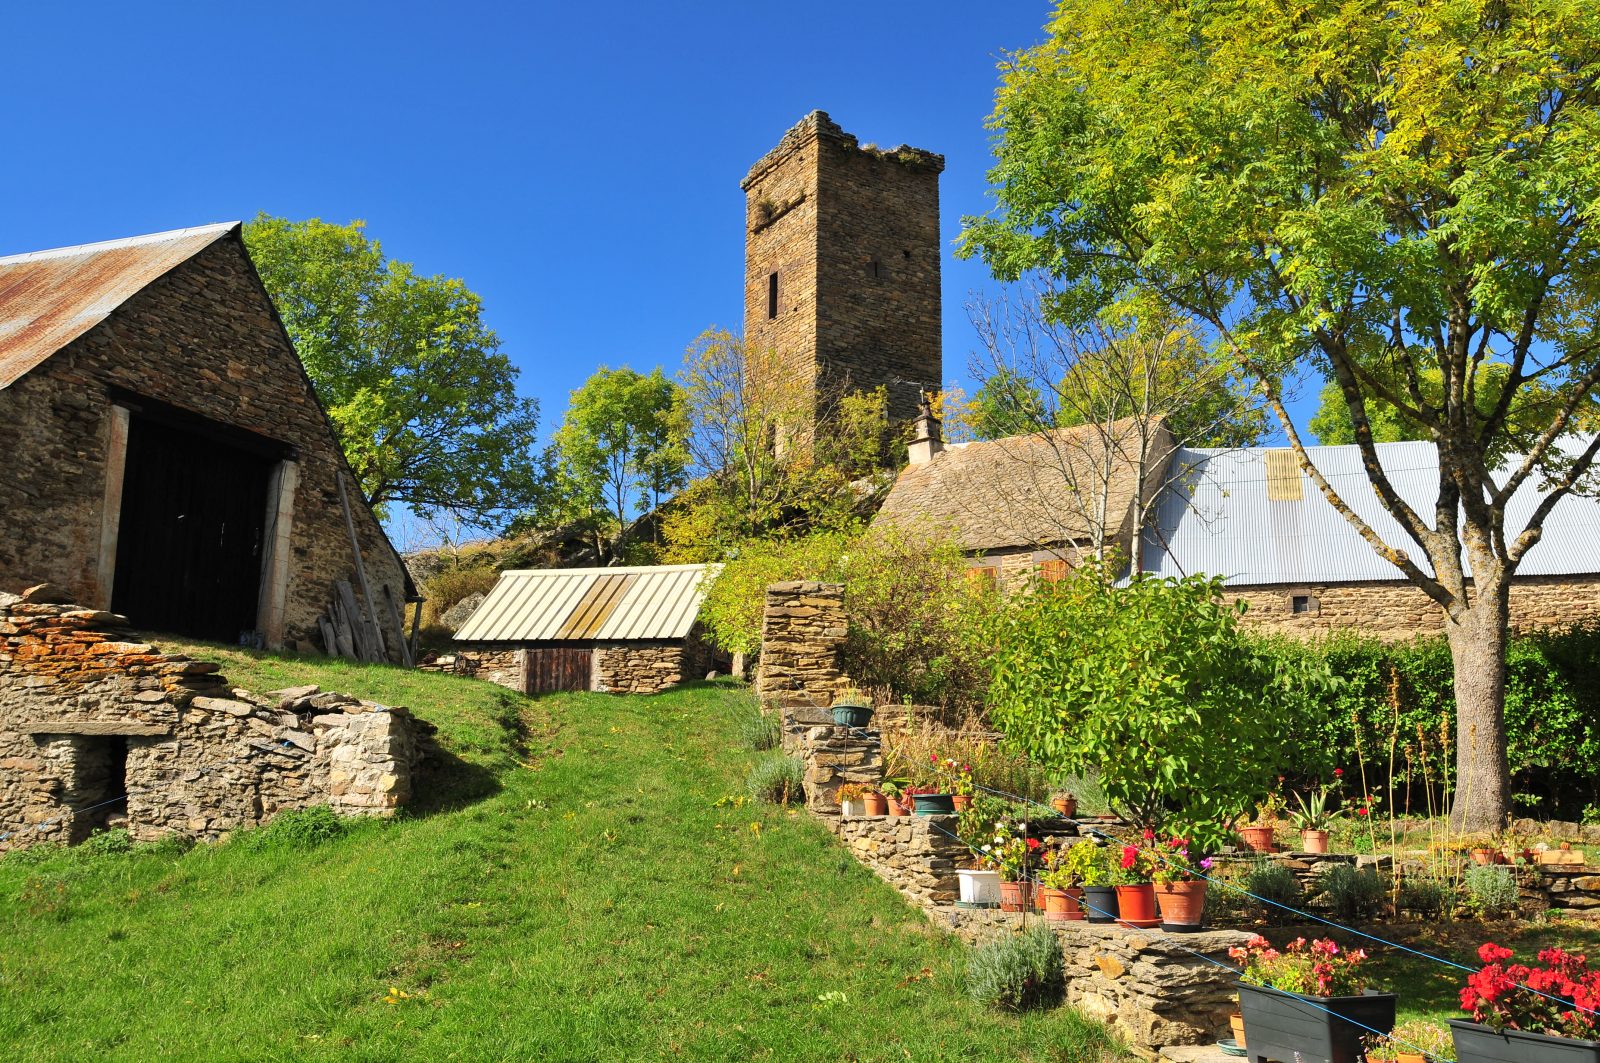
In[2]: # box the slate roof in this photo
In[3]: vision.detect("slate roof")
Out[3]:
[0,223,238,390]
[1141,440,1600,585]
[453,564,718,643]
[873,419,1170,552]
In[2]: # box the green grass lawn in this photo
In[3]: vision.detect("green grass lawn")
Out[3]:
[0,641,1123,1062]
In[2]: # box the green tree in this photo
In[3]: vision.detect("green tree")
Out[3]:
[243,215,540,527]
[970,367,1049,441]
[554,366,688,553]
[961,0,1600,830]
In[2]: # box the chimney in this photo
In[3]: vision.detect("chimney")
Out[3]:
[908,394,944,465]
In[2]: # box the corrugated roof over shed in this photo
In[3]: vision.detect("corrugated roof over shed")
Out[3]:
[453,564,718,643]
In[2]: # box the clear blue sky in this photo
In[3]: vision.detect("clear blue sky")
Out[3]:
[3,3,1062,427]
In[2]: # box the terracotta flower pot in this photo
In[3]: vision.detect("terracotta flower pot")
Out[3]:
[886,797,910,816]
[863,792,888,816]
[1044,886,1085,921]
[1114,883,1160,928]
[1238,825,1277,853]
[952,794,972,812]
[1229,1012,1247,1049]
[1394,1052,1425,1063]
[1153,879,1206,930]
[1301,828,1330,854]
[1052,796,1078,819]
[999,879,1034,913]
[1471,848,1496,866]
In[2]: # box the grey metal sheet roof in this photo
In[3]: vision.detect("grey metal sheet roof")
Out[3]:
[1141,439,1600,586]
[453,564,718,643]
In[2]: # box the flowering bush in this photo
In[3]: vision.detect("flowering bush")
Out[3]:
[1228,935,1371,997]
[1115,831,1161,884]
[1149,833,1215,885]
[930,754,974,797]
[1460,942,1600,1038]
[978,821,1044,882]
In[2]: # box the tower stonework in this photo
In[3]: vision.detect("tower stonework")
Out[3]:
[741,111,944,434]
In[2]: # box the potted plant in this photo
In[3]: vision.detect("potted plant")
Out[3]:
[1230,934,1396,1063]
[1052,791,1079,819]
[1290,776,1348,854]
[863,788,888,816]
[1150,832,1213,932]
[1365,1019,1455,1063]
[935,756,975,812]
[911,754,956,815]
[836,783,869,818]
[1240,788,1287,853]
[1039,843,1097,921]
[1072,843,1120,923]
[956,863,1002,908]
[980,821,1042,912]
[882,780,911,816]
[1230,1005,1248,1050]
[1113,832,1162,928]
[1450,942,1600,1062]
[830,687,874,729]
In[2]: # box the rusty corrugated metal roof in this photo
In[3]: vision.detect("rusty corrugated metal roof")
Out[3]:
[0,223,238,390]
[453,564,718,643]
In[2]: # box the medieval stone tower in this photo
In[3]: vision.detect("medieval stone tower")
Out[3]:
[741,111,944,436]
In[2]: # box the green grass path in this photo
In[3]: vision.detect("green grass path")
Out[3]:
[0,646,1120,1062]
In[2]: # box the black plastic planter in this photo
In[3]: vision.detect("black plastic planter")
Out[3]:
[1235,982,1396,1063]
[1082,885,1119,923]
[1449,1019,1600,1063]
[911,793,955,815]
[831,704,873,729]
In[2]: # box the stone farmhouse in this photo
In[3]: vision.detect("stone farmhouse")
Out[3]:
[0,223,415,657]
[874,410,1600,639]
[451,564,722,694]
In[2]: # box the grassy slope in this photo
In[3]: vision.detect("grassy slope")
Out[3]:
[0,642,1121,1063]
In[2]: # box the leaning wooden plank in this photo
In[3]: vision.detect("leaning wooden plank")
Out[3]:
[318,615,339,657]
[336,579,377,662]
[329,596,359,661]
[407,599,423,662]
[381,583,414,668]
[335,472,388,660]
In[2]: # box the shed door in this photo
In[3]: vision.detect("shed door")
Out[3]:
[522,648,592,693]
[111,414,274,642]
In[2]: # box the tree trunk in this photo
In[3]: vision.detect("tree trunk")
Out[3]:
[1445,581,1512,833]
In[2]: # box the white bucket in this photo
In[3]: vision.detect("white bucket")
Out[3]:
[840,799,865,818]
[957,868,1002,907]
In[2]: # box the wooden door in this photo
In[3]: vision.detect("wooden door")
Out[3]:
[521,647,593,693]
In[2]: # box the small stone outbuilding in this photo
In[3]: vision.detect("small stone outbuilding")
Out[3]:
[0,224,415,657]
[451,564,722,694]
[0,586,422,851]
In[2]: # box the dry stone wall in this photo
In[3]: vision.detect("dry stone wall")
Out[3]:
[0,586,418,851]
[756,581,845,706]
[0,233,410,657]
[829,813,964,907]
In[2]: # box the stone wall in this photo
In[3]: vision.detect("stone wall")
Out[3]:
[594,641,691,694]
[1233,574,1600,640]
[755,581,845,706]
[0,232,410,657]
[828,813,965,907]
[0,587,418,851]
[778,700,882,809]
[742,111,943,435]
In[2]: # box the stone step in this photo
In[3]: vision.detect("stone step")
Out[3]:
[1158,1044,1240,1063]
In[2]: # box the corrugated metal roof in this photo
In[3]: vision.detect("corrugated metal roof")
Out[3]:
[453,564,718,643]
[0,223,238,390]
[1141,439,1600,585]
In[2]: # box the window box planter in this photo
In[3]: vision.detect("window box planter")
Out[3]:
[912,793,955,816]
[1083,885,1119,923]
[956,868,1001,908]
[1236,982,1396,1063]
[1448,1019,1600,1063]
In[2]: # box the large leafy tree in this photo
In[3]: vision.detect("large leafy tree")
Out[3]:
[962,0,1600,829]
[553,366,688,553]
[244,215,540,527]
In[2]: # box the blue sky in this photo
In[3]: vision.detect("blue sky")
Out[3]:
[3,3,1060,436]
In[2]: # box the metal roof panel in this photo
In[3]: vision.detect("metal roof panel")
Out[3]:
[454,564,718,643]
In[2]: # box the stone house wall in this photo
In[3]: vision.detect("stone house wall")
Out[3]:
[1232,574,1600,640]
[447,629,717,696]
[755,581,845,707]
[0,232,410,657]
[0,588,417,851]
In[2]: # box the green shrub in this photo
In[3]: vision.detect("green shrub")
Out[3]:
[746,755,805,805]
[1243,858,1305,923]
[1464,865,1520,918]
[1313,864,1387,922]
[80,829,133,856]
[234,806,349,852]
[1397,875,1456,919]
[1206,866,1255,923]
[965,925,1065,1011]
[737,707,782,752]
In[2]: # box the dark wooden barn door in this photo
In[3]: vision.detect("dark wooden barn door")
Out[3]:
[521,648,592,694]
[111,414,274,642]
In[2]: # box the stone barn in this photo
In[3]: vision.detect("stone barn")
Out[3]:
[451,564,722,694]
[0,223,415,657]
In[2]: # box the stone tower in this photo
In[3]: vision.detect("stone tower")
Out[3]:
[741,111,944,436]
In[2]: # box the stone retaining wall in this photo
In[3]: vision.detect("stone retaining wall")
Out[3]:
[825,813,965,906]
[0,586,419,851]
[756,581,845,706]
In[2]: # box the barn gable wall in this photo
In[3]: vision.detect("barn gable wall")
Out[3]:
[0,235,408,654]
